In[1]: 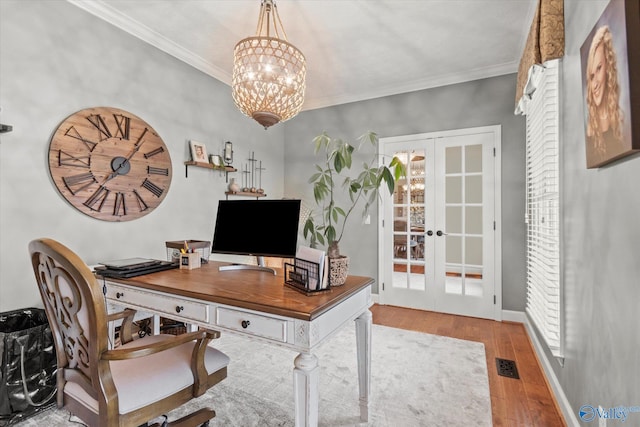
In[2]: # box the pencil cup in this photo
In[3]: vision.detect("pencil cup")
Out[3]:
[179,252,201,270]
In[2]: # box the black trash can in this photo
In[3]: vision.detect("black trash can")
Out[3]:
[0,308,57,426]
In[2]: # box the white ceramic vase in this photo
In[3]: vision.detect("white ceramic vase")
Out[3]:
[228,178,240,193]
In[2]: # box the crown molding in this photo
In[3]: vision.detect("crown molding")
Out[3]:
[303,60,519,111]
[66,0,232,83]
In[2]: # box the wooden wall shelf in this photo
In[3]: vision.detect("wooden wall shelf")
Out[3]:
[184,161,237,179]
[225,191,267,199]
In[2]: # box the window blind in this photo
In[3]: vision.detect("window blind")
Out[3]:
[524,59,563,357]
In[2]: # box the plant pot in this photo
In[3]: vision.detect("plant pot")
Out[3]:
[328,256,349,286]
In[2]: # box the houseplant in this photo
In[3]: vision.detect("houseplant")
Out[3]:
[303,131,404,284]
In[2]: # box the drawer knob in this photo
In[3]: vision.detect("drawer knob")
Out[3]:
[241,320,251,329]
[116,292,124,299]
[175,306,184,313]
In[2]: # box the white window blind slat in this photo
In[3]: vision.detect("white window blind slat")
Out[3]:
[524,59,563,357]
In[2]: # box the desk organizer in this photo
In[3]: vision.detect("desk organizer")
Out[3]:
[166,240,210,264]
[284,258,331,295]
[179,252,201,270]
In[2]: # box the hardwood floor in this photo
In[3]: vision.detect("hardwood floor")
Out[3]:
[370,304,566,426]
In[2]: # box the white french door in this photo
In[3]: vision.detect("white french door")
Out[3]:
[379,126,501,320]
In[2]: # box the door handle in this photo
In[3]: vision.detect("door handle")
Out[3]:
[426,230,433,236]
[436,230,448,236]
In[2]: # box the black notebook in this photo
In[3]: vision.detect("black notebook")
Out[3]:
[98,257,161,270]
[95,259,178,278]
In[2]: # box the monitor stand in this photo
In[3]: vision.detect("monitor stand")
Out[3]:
[218,256,276,275]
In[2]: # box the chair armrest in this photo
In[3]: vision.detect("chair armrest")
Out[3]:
[101,329,211,361]
[106,308,137,345]
[106,308,136,322]
[190,329,221,396]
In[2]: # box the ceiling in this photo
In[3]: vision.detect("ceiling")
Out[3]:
[68,0,536,111]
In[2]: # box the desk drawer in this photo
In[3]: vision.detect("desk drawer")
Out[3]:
[106,284,208,323]
[216,307,287,342]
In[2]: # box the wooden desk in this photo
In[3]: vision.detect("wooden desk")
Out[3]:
[101,261,373,427]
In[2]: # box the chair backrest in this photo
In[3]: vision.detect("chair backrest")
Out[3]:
[29,238,108,404]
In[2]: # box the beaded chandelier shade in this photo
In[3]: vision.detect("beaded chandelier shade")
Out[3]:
[232,0,306,129]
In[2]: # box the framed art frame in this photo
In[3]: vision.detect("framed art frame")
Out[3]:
[189,140,208,163]
[209,154,223,167]
[580,0,640,168]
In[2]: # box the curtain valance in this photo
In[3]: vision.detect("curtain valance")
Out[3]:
[515,0,565,113]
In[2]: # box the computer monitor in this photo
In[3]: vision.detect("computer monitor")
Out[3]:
[211,199,301,273]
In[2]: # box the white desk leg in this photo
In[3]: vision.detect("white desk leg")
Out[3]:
[355,309,372,422]
[152,314,160,335]
[293,352,319,427]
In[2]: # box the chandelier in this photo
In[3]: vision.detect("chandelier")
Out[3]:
[232,0,306,129]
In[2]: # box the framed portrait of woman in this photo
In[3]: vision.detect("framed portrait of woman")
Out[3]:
[580,0,640,168]
[189,140,208,164]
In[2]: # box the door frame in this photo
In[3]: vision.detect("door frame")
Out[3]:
[378,125,503,321]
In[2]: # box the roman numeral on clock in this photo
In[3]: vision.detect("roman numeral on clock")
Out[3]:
[64,126,98,152]
[148,166,169,176]
[133,189,149,212]
[58,150,90,168]
[83,185,110,211]
[113,192,126,216]
[113,114,131,140]
[87,114,112,141]
[63,172,97,195]
[141,178,164,197]
[144,146,165,159]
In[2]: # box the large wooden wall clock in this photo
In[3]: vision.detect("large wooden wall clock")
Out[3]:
[48,107,172,221]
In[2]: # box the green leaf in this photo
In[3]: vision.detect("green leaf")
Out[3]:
[313,183,328,204]
[390,156,406,180]
[313,132,330,154]
[303,219,314,238]
[381,166,395,194]
[308,172,321,183]
[325,225,336,244]
[344,144,354,168]
[367,190,377,206]
[334,151,345,173]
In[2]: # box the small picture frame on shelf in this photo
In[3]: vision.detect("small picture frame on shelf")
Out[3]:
[209,154,224,168]
[189,140,208,163]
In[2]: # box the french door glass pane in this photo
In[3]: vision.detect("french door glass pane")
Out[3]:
[392,149,426,290]
[444,143,484,297]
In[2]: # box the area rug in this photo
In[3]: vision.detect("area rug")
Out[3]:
[18,324,492,426]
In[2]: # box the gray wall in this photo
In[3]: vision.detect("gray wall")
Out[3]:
[6,0,636,421]
[283,75,527,309]
[533,0,640,421]
[0,0,286,311]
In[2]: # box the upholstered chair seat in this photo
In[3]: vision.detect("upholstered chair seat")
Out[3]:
[64,335,229,416]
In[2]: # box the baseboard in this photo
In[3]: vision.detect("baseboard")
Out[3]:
[524,318,579,427]
[372,299,527,324]
[501,310,526,323]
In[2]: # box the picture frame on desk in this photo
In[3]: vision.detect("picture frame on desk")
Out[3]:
[189,140,208,163]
